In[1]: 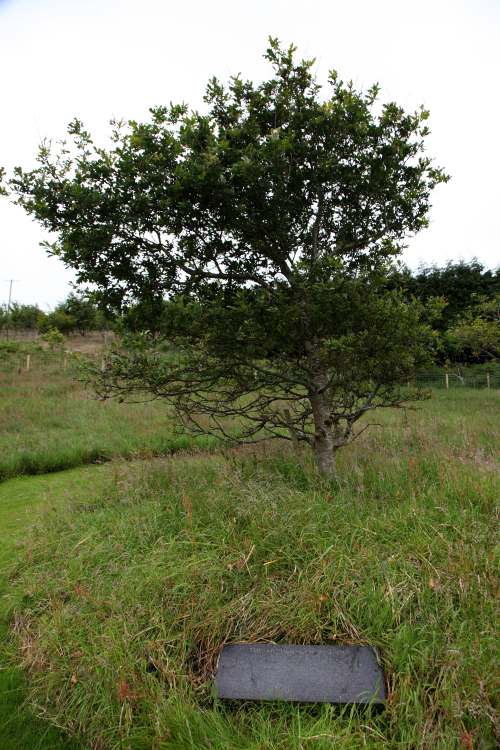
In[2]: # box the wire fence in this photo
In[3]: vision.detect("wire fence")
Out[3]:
[1,345,499,391]
[413,369,499,390]
[0,348,75,377]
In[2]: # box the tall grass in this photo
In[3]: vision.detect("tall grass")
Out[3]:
[6,390,499,749]
[0,351,213,481]
[0,467,108,749]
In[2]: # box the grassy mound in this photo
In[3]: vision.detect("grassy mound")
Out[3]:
[7,395,498,749]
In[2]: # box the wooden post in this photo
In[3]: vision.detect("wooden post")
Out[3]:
[486,372,491,390]
[63,355,68,371]
[445,373,449,390]
[101,358,106,372]
[26,354,30,371]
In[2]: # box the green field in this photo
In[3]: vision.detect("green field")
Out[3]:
[0,346,214,481]
[0,350,498,748]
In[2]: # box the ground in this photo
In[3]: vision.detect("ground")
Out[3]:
[0,340,498,749]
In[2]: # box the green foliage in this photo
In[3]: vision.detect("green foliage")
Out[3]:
[55,293,101,334]
[0,166,6,196]
[446,293,500,362]
[402,260,499,331]
[0,295,107,336]
[40,326,65,350]
[10,40,448,308]
[0,302,43,331]
[88,282,435,454]
[38,309,75,335]
[388,260,499,365]
[9,39,449,473]
[0,305,9,330]
[10,303,41,330]
[32,294,110,336]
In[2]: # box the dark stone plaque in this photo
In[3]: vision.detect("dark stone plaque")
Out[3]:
[214,643,386,704]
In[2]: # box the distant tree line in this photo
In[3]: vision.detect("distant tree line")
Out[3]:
[1,260,498,364]
[117,259,499,366]
[393,260,499,364]
[0,293,109,336]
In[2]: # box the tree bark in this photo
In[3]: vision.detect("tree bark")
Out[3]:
[308,368,336,476]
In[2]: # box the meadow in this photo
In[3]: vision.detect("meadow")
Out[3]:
[0,341,214,481]
[0,342,498,749]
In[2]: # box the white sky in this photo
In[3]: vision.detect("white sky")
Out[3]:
[0,0,499,308]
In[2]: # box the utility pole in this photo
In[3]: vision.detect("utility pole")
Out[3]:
[4,279,19,340]
[7,279,14,313]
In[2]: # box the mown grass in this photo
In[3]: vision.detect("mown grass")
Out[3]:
[5,390,499,749]
[0,350,214,481]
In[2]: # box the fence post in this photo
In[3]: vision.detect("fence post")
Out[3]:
[26,354,30,371]
[445,373,449,390]
[486,372,491,390]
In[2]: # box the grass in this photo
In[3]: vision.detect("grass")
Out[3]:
[0,348,214,481]
[0,342,212,748]
[0,466,113,749]
[3,389,498,749]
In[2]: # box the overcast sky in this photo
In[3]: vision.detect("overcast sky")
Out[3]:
[1,0,498,308]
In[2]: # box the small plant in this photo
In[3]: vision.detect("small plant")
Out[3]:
[41,327,65,351]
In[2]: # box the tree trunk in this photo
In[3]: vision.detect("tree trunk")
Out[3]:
[313,426,335,475]
[308,380,336,476]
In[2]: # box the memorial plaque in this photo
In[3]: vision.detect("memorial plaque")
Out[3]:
[215,643,386,704]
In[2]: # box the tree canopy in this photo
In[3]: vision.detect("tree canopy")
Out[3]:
[446,293,500,363]
[402,260,499,330]
[8,39,449,474]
